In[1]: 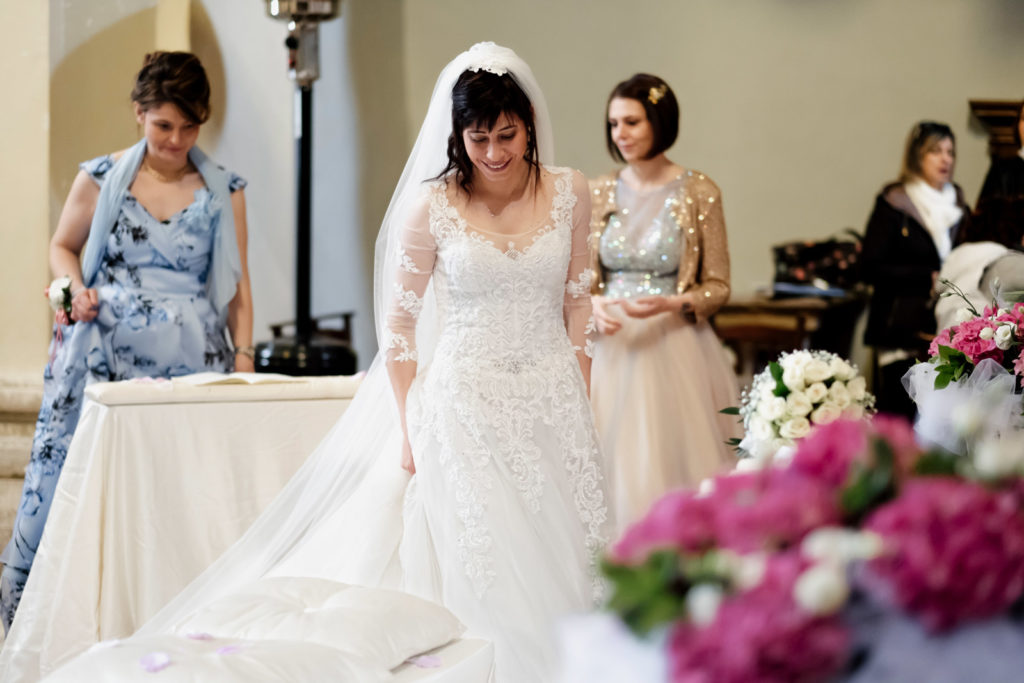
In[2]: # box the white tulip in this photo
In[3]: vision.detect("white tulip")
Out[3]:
[793,563,850,616]
[979,327,995,340]
[805,382,828,403]
[686,583,724,627]
[846,376,866,401]
[810,402,841,425]
[786,391,813,417]
[779,416,811,440]
[828,382,852,409]
[803,359,832,383]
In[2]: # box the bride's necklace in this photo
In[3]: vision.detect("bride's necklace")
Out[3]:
[142,159,193,183]
[480,173,531,218]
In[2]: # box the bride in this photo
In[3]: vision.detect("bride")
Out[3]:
[130,42,610,681]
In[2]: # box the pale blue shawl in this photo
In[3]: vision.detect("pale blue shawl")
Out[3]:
[79,138,241,319]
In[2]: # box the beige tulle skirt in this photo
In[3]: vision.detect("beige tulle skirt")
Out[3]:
[591,305,740,532]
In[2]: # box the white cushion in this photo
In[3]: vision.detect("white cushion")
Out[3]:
[173,577,465,671]
[44,634,389,682]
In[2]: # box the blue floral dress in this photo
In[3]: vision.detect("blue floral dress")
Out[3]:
[0,155,246,630]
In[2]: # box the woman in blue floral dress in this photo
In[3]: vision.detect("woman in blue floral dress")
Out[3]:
[0,52,254,631]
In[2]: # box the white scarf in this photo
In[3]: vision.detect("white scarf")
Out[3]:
[904,178,962,261]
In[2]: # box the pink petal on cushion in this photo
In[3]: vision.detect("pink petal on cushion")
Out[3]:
[185,632,214,640]
[139,652,172,673]
[408,654,443,668]
[216,644,244,655]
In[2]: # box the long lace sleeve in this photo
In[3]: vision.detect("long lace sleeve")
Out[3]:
[564,170,596,373]
[384,196,436,363]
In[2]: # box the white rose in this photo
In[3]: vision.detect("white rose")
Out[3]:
[793,563,850,616]
[810,402,841,425]
[802,527,883,564]
[994,324,1016,351]
[757,395,787,421]
[686,583,723,627]
[786,391,813,417]
[973,437,1024,478]
[829,357,855,381]
[842,404,865,420]
[759,382,777,403]
[828,382,852,409]
[781,351,811,372]
[782,365,806,392]
[772,444,796,466]
[770,437,792,454]
[805,382,828,403]
[803,359,832,383]
[951,402,984,437]
[734,457,766,473]
[779,416,811,440]
[732,553,767,591]
[846,376,866,401]
[979,327,995,340]
[748,416,775,442]
[954,308,975,324]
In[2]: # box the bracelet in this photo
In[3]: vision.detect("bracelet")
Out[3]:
[234,345,256,360]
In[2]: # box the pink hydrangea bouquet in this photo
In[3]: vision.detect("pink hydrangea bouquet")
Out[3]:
[726,350,875,464]
[927,301,1024,388]
[598,417,1024,683]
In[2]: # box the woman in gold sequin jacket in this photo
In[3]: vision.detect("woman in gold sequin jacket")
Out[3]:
[588,74,739,530]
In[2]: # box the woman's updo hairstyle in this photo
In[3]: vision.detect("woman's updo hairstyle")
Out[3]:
[605,73,679,163]
[131,51,211,125]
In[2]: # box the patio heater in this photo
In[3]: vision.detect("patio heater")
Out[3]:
[256,0,357,375]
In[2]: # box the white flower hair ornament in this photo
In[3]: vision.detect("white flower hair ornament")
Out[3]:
[464,41,512,76]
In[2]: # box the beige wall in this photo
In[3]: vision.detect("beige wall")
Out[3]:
[401,0,1024,296]
[0,2,51,379]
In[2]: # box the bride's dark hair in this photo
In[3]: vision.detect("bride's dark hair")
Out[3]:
[437,69,540,194]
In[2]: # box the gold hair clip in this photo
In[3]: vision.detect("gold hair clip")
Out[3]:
[648,85,667,105]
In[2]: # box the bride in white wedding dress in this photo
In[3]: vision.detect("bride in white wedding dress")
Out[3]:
[86,42,610,682]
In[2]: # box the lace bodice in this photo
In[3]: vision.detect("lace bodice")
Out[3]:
[384,167,595,366]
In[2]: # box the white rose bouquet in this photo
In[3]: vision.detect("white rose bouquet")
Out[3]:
[725,349,875,463]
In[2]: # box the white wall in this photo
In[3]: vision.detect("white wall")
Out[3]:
[401,0,1024,296]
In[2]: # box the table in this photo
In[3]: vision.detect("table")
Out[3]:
[0,373,361,682]
[712,294,867,385]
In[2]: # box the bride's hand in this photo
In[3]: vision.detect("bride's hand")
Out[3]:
[401,435,416,474]
[620,294,694,319]
[592,296,622,335]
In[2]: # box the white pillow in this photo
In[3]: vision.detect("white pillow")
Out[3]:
[173,577,465,670]
[44,634,389,682]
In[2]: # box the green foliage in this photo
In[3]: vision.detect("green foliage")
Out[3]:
[602,551,689,636]
[719,406,740,415]
[840,437,896,522]
[769,361,789,397]
[912,450,959,476]
[932,345,972,390]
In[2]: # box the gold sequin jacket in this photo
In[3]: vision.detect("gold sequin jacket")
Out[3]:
[588,169,731,322]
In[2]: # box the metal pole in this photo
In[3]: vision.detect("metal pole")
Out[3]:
[295,83,313,342]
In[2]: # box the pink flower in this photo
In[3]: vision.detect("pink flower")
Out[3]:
[789,420,869,489]
[929,327,957,357]
[612,491,715,563]
[668,553,849,683]
[950,318,1002,364]
[705,470,840,553]
[862,478,1024,631]
[788,417,922,491]
[1013,352,1024,377]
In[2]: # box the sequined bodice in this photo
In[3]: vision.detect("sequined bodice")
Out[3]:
[598,178,685,298]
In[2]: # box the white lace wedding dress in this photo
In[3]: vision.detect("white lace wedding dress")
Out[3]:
[390,167,609,679]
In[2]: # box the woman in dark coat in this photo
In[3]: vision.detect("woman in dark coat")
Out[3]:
[862,121,971,417]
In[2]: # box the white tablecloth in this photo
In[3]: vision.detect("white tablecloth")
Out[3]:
[0,373,361,682]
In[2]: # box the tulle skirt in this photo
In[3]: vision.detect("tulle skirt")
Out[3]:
[591,305,740,531]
